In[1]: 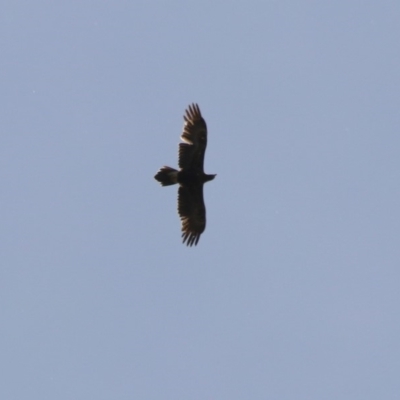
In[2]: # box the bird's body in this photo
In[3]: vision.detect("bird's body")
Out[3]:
[154,104,216,246]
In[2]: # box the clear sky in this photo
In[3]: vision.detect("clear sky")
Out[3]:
[2,2,400,399]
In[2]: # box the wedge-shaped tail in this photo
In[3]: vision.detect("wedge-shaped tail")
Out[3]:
[154,166,178,186]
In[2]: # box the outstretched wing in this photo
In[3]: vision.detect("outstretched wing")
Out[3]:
[178,184,206,246]
[179,103,208,170]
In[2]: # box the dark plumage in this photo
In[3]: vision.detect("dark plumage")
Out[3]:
[154,104,216,246]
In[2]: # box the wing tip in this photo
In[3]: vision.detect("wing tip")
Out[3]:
[184,103,202,122]
[181,231,200,246]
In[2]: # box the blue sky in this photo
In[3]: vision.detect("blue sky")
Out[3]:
[1,2,400,399]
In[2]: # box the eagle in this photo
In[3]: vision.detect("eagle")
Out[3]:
[154,103,216,246]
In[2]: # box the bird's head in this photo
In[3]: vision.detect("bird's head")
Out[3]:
[205,174,217,182]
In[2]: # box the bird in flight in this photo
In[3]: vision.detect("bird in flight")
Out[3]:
[154,104,216,246]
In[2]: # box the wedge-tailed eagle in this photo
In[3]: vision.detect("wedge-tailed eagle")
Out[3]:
[154,103,216,246]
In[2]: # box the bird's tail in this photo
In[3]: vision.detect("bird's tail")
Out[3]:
[154,166,179,186]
